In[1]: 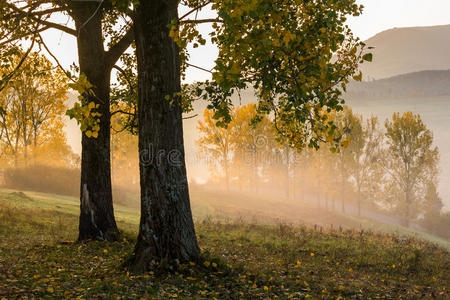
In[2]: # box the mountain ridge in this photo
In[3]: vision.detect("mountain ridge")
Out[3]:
[360,24,450,80]
[347,69,450,99]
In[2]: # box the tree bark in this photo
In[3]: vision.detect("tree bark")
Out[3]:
[129,0,199,272]
[285,147,290,199]
[71,4,119,241]
[341,171,346,213]
[357,187,361,217]
[224,149,230,192]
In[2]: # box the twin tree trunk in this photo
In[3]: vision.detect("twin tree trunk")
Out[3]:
[129,0,199,271]
[72,4,119,241]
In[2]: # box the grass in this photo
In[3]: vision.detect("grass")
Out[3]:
[189,187,450,250]
[0,189,449,299]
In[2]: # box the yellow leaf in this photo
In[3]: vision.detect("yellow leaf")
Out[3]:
[283,31,296,44]
[264,286,269,291]
[229,63,241,75]
[47,287,54,293]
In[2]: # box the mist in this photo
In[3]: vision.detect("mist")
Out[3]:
[1,2,450,298]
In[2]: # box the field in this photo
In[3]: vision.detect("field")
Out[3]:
[0,188,449,299]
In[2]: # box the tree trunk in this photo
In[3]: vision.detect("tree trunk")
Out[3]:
[341,176,345,213]
[357,188,361,217]
[404,189,411,228]
[253,149,258,193]
[71,4,119,241]
[129,0,199,272]
[285,147,290,199]
[33,127,37,164]
[22,101,28,165]
[224,150,230,192]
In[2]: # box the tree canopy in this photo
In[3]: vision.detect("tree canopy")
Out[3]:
[172,0,371,150]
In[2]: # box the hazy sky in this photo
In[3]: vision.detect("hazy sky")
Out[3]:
[40,0,450,83]
[348,0,450,40]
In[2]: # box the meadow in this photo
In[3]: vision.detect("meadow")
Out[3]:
[0,188,449,299]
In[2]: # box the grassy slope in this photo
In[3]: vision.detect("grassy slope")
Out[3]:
[0,189,449,299]
[189,188,450,249]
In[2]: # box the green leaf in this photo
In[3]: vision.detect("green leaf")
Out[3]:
[363,53,373,62]
[353,72,362,81]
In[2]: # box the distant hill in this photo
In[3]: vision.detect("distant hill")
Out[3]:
[360,24,450,80]
[346,69,450,99]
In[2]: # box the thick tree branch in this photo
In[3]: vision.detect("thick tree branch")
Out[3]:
[180,18,222,25]
[32,16,76,36]
[0,25,50,47]
[112,65,135,93]
[6,2,77,36]
[179,1,213,21]
[183,114,198,120]
[106,26,134,69]
[37,33,75,82]
[0,36,36,93]
[111,109,135,117]
[31,7,66,17]
[186,63,213,73]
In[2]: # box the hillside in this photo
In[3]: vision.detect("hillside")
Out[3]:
[360,24,450,80]
[0,189,449,298]
[347,69,450,99]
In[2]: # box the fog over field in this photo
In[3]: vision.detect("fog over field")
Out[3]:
[64,92,450,210]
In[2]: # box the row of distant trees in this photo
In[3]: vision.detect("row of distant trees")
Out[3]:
[0,52,78,168]
[0,50,142,205]
[197,104,447,234]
